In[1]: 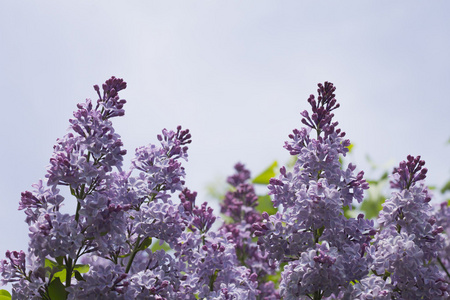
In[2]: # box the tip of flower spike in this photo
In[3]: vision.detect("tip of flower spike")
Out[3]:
[94,77,127,119]
[390,155,427,190]
[103,76,127,94]
[226,163,251,187]
[300,81,341,137]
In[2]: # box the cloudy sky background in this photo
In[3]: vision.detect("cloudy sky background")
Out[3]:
[1,1,449,289]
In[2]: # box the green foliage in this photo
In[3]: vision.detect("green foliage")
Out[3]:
[441,180,450,194]
[361,172,388,219]
[137,237,153,252]
[53,265,89,284]
[252,161,278,185]
[151,239,171,252]
[256,195,277,216]
[0,290,11,300]
[251,162,279,215]
[266,262,287,289]
[45,258,64,279]
[48,277,67,300]
[343,204,356,219]
[44,258,89,288]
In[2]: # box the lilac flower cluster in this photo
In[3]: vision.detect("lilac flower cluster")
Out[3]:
[254,82,374,298]
[1,78,449,300]
[220,163,279,299]
[352,156,448,299]
[0,77,259,299]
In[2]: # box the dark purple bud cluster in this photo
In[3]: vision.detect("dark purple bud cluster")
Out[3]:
[0,251,26,285]
[191,202,216,233]
[226,163,251,187]
[221,184,260,224]
[180,188,216,233]
[94,76,127,119]
[220,163,279,298]
[300,82,344,138]
[390,155,428,190]
[157,126,191,160]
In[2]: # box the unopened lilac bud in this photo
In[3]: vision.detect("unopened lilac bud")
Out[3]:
[252,224,262,231]
[161,280,169,288]
[429,217,436,225]
[269,178,283,186]
[432,226,444,235]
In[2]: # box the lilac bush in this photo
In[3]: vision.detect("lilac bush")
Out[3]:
[1,77,449,299]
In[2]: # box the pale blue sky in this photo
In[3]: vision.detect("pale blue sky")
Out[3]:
[1,1,449,291]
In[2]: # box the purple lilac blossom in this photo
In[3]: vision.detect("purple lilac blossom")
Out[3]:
[131,126,191,202]
[19,180,64,225]
[126,249,193,299]
[66,264,133,299]
[0,251,26,286]
[279,242,348,299]
[4,78,450,299]
[47,96,126,189]
[175,188,259,299]
[1,77,183,299]
[11,277,47,300]
[76,191,131,257]
[435,201,450,282]
[0,250,47,299]
[350,274,393,300]
[366,156,448,299]
[257,82,372,298]
[220,163,279,297]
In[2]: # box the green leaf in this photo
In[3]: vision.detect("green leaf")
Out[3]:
[361,197,385,219]
[74,264,89,274]
[53,269,67,283]
[343,205,357,219]
[151,239,171,252]
[252,161,278,185]
[441,180,450,194]
[380,172,388,180]
[48,277,67,300]
[317,225,325,237]
[0,290,11,300]
[0,291,11,297]
[74,270,84,282]
[266,262,287,288]
[137,237,153,251]
[256,195,277,215]
[55,256,64,266]
[45,258,64,280]
[45,258,58,269]
[53,264,89,283]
